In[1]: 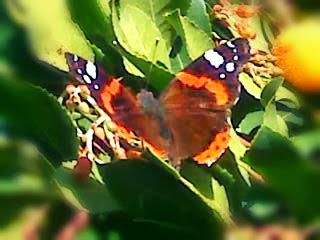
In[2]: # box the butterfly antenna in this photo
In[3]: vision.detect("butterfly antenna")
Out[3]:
[144,38,160,90]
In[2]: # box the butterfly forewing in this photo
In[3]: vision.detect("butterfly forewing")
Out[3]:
[160,38,251,110]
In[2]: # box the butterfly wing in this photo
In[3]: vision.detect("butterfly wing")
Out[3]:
[165,109,230,165]
[160,38,251,165]
[65,54,170,153]
[161,38,251,110]
[65,38,250,165]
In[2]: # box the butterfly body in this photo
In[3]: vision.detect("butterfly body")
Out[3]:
[66,38,251,166]
[137,90,165,123]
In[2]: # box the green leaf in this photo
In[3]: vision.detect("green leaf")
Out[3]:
[0,1,67,94]
[228,130,251,186]
[172,11,213,60]
[237,110,301,136]
[248,17,272,52]
[143,151,232,223]
[239,77,292,137]
[115,5,171,70]
[112,3,174,91]
[229,130,248,162]
[181,161,213,199]
[263,104,288,137]
[292,130,320,157]
[123,58,145,77]
[278,111,303,126]
[244,127,320,223]
[0,201,47,239]
[260,78,290,136]
[6,0,94,71]
[239,73,263,99]
[55,168,122,214]
[247,201,279,220]
[100,160,223,239]
[180,161,232,226]
[276,87,300,108]
[0,78,79,164]
[166,11,193,72]
[115,42,174,92]
[76,228,100,240]
[210,178,230,223]
[166,9,213,72]
[239,74,298,108]
[40,200,75,238]
[210,152,251,220]
[67,0,125,75]
[0,140,55,195]
[0,140,57,239]
[67,0,113,43]
[237,111,264,135]
[260,77,284,107]
[186,0,211,35]
[119,0,191,45]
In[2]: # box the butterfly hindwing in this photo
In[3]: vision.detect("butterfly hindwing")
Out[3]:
[164,109,230,164]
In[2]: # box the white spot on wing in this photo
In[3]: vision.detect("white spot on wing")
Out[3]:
[204,50,224,68]
[219,73,226,79]
[86,61,97,79]
[226,62,235,72]
[83,75,92,84]
[73,55,78,62]
[94,84,99,90]
[77,69,83,75]
[227,41,236,48]
[233,55,239,61]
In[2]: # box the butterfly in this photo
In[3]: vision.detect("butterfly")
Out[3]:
[65,38,251,166]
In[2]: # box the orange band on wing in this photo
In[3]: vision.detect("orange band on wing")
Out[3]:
[193,128,230,166]
[176,72,229,106]
[100,79,121,114]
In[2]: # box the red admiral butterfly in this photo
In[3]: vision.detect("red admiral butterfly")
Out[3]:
[66,38,251,166]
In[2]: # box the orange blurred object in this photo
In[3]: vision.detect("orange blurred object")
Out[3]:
[273,18,320,92]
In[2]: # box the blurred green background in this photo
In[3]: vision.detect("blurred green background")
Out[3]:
[0,0,320,239]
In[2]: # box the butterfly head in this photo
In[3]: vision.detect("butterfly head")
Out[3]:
[137,89,164,117]
[65,53,109,94]
[229,38,251,65]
